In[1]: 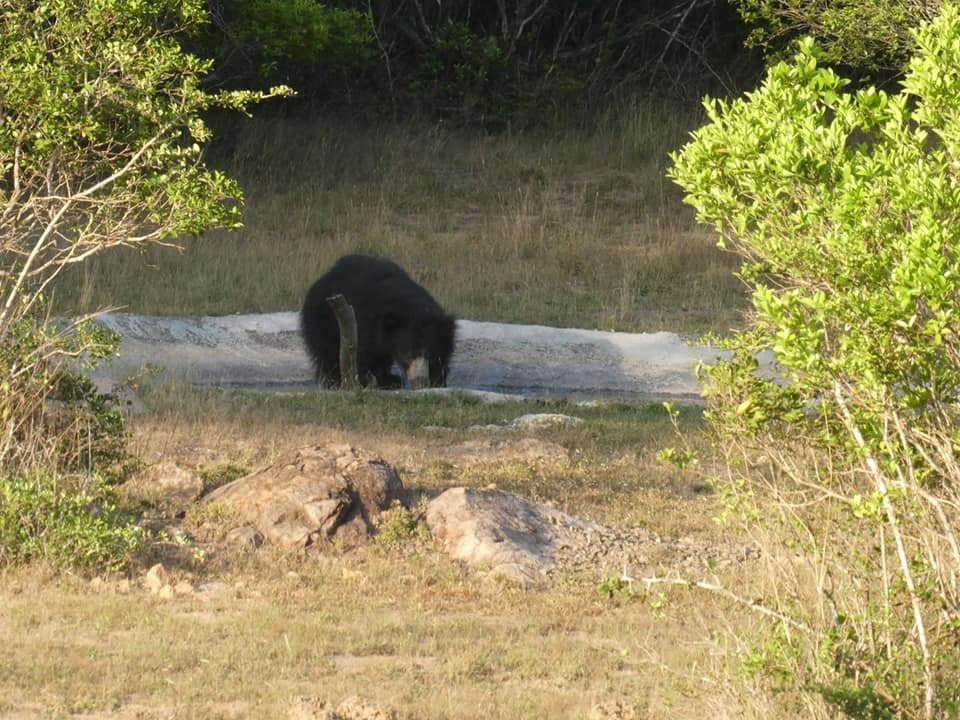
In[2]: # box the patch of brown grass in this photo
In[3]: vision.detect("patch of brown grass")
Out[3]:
[0,385,811,719]
[54,109,746,334]
[0,549,775,720]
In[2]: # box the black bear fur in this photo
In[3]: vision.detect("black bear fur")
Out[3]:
[300,254,456,389]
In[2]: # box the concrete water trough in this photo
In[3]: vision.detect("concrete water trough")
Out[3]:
[91,312,726,403]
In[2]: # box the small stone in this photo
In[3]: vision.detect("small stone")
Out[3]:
[225,525,263,550]
[589,700,636,719]
[194,581,229,602]
[509,413,584,430]
[144,563,168,594]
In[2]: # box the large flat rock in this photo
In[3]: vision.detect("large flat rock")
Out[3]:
[425,486,760,586]
[91,312,723,402]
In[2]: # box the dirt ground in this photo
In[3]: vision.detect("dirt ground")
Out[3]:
[0,406,780,720]
[0,316,788,719]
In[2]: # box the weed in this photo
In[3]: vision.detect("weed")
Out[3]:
[375,500,424,547]
[596,573,643,601]
[198,462,249,494]
[0,474,144,572]
[182,501,243,533]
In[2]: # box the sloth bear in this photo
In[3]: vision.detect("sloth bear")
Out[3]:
[300,254,456,389]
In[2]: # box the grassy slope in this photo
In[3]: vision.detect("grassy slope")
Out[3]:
[54,101,747,334]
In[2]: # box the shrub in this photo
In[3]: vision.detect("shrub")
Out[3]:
[0,475,144,572]
[411,22,514,124]
[0,0,289,473]
[199,0,374,97]
[670,6,960,718]
[0,0,289,572]
[733,0,938,76]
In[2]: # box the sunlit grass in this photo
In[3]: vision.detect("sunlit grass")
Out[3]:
[55,103,746,334]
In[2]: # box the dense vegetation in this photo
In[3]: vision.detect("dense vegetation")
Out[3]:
[671,7,960,718]
[0,0,287,567]
[3,1,960,717]
[196,0,759,123]
[733,0,942,79]
[189,0,942,125]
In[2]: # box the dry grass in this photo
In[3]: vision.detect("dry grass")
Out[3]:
[54,101,746,333]
[0,555,769,720]
[3,102,788,718]
[0,387,792,720]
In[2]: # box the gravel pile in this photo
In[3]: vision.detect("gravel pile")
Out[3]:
[549,521,760,580]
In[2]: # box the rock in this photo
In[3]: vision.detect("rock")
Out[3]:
[425,487,761,584]
[509,413,583,430]
[442,437,569,463]
[425,487,606,586]
[121,462,204,511]
[225,525,264,550]
[144,563,168,594]
[203,444,405,551]
[143,564,188,601]
[195,581,230,602]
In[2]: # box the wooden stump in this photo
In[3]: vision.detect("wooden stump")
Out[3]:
[325,294,359,389]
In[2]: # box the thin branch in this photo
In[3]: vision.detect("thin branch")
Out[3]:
[629,573,813,635]
[833,381,934,720]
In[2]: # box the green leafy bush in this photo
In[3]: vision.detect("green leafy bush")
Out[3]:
[0,475,144,572]
[0,307,125,473]
[375,501,423,547]
[411,23,514,124]
[199,0,373,96]
[670,6,960,718]
[0,0,288,571]
[50,371,128,475]
[0,0,288,472]
[733,0,936,76]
